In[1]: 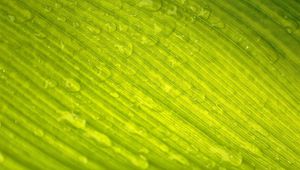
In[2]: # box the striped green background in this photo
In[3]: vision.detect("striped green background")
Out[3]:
[0,0,299,169]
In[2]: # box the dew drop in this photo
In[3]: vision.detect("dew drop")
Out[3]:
[57,16,67,22]
[87,25,101,34]
[34,128,44,137]
[166,5,178,16]
[229,152,243,166]
[94,65,111,81]
[8,15,16,23]
[137,0,162,11]
[85,129,112,147]
[58,111,86,129]
[44,79,57,89]
[132,155,149,169]
[168,152,190,166]
[110,92,120,98]
[0,152,4,163]
[64,78,81,92]
[78,155,88,164]
[197,7,211,19]
[103,23,117,33]
[44,5,52,12]
[208,16,225,28]
[152,18,176,37]
[205,160,216,169]
[20,10,33,22]
[35,32,46,39]
[115,43,133,57]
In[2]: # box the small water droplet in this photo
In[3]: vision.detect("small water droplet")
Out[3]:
[64,78,81,92]
[229,152,243,166]
[0,152,4,163]
[87,25,101,34]
[34,129,44,137]
[44,5,52,12]
[139,147,149,154]
[166,5,178,16]
[110,92,120,98]
[58,111,86,129]
[44,79,57,89]
[8,15,16,22]
[57,16,67,22]
[78,155,88,164]
[20,10,32,22]
[94,65,111,81]
[103,23,117,32]
[152,18,176,37]
[85,129,112,147]
[168,152,190,166]
[209,16,225,28]
[35,32,46,39]
[137,0,162,11]
[115,43,133,56]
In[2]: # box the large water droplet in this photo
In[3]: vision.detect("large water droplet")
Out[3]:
[85,129,112,147]
[137,0,162,11]
[64,78,81,92]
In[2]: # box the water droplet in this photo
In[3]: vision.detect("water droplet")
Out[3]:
[118,23,129,32]
[134,155,149,169]
[85,129,112,147]
[110,92,120,98]
[35,32,46,39]
[205,160,216,169]
[64,78,81,92]
[168,152,190,166]
[44,5,52,12]
[229,152,243,166]
[94,65,111,81]
[8,15,16,22]
[57,16,67,22]
[139,147,149,154]
[208,16,225,28]
[197,7,211,19]
[186,145,199,154]
[115,43,133,56]
[58,111,86,129]
[78,155,88,164]
[44,79,57,89]
[0,152,4,163]
[166,5,178,16]
[137,0,162,11]
[103,23,117,32]
[151,18,176,37]
[87,25,101,34]
[34,128,44,137]
[113,146,149,169]
[20,10,32,22]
